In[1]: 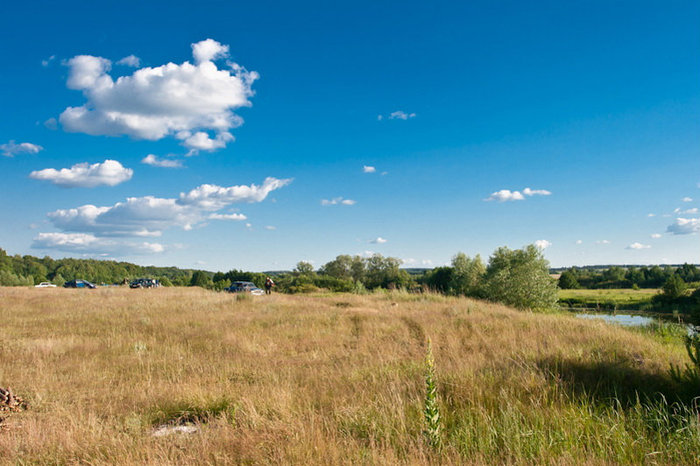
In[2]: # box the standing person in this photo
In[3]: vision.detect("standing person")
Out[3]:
[264,276,275,295]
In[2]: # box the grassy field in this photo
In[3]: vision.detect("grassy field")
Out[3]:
[558,288,659,310]
[1,287,699,464]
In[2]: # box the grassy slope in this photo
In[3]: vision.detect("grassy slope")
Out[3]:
[0,287,698,465]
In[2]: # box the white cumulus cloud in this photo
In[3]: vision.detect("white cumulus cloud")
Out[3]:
[29,159,133,188]
[667,218,700,235]
[321,197,356,206]
[116,55,141,67]
[627,242,651,250]
[388,111,416,120]
[370,237,388,244]
[32,232,164,255]
[596,240,611,244]
[486,189,525,202]
[650,233,662,239]
[141,154,182,168]
[59,39,258,154]
[41,55,56,67]
[363,165,376,173]
[534,239,551,249]
[208,213,247,221]
[1,141,43,157]
[523,187,552,196]
[682,197,693,202]
[485,187,551,202]
[44,177,290,237]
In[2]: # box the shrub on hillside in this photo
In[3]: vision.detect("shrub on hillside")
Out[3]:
[483,245,558,312]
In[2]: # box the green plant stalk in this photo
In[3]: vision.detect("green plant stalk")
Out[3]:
[424,338,442,451]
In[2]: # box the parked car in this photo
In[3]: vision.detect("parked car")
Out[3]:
[63,279,96,289]
[129,278,160,289]
[34,282,57,288]
[225,281,265,295]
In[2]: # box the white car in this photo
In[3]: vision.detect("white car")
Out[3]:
[35,282,57,288]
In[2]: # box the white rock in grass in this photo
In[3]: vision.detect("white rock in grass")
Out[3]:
[152,424,198,437]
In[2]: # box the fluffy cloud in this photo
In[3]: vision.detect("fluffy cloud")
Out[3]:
[627,242,651,250]
[370,237,388,244]
[41,55,56,67]
[682,197,693,202]
[650,233,662,239]
[321,197,356,206]
[534,239,551,249]
[1,141,43,157]
[363,165,376,173]
[59,39,258,154]
[523,188,551,196]
[32,232,164,255]
[575,239,583,244]
[29,159,133,187]
[674,207,698,215]
[44,177,290,237]
[485,187,551,202]
[389,111,416,120]
[486,190,525,202]
[178,130,234,155]
[192,39,229,63]
[596,240,611,244]
[208,213,247,221]
[116,55,141,67]
[141,154,182,168]
[667,218,700,235]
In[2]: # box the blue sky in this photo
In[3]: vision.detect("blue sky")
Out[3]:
[1,0,699,271]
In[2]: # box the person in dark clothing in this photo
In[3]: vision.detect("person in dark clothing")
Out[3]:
[264,276,274,295]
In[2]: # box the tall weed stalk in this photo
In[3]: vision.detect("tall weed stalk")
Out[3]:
[424,338,442,451]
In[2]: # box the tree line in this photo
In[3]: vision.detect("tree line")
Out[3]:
[0,248,196,287]
[0,245,559,311]
[558,264,700,290]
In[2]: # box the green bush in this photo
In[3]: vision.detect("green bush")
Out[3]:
[483,245,558,312]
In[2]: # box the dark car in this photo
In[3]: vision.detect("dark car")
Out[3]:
[63,279,96,289]
[130,278,160,289]
[225,281,264,295]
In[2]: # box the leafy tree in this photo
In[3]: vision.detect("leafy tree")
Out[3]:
[423,267,453,293]
[320,255,354,280]
[558,269,580,289]
[364,254,410,289]
[190,271,213,288]
[350,256,367,283]
[450,253,485,296]
[158,276,173,287]
[52,273,66,286]
[662,275,689,299]
[676,263,700,283]
[294,261,315,276]
[483,245,558,311]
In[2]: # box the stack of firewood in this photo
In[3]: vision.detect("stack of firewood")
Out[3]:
[0,387,26,427]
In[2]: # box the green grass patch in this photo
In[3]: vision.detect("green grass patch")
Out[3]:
[559,288,658,310]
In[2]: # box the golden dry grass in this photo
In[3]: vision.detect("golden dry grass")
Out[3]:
[0,287,697,465]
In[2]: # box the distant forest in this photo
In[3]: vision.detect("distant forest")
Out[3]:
[0,248,198,287]
[555,264,700,289]
[2,246,699,294]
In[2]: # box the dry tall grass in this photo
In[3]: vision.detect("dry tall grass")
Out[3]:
[0,287,697,465]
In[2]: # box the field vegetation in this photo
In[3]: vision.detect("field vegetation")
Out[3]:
[1,287,699,464]
[558,288,659,310]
